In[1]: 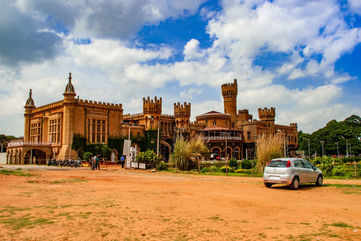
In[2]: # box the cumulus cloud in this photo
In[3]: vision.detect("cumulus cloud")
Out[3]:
[16,0,206,39]
[0,2,62,66]
[1,0,361,136]
[349,0,361,15]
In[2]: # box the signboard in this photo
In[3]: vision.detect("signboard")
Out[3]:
[139,163,146,169]
[123,140,131,156]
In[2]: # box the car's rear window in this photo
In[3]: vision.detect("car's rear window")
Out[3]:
[267,160,288,168]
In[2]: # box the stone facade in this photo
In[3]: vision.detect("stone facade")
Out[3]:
[7,74,298,164]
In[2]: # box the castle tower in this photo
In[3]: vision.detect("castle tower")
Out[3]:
[143,96,162,130]
[258,107,276,126]
[58,73,77,160]
[24,89,35,143]
[174,102,191,129]
[222,79,238,123]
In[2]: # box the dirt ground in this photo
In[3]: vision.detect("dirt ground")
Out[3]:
[0,165,361,241]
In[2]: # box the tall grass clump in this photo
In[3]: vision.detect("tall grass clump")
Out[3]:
[256,134,283,173]
[171,136,208,171]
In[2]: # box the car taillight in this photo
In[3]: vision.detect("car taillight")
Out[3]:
[286,160,291,168]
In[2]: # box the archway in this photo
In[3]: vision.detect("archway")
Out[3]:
[233,147,240,160]
[24,149,47,165]
[225,147,232,159]
[160,140,171,161]
[210,147,221,160]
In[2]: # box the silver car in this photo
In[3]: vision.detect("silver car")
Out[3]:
[263,158,323,189]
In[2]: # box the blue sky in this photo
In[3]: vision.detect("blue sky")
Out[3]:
[0,0,361,136]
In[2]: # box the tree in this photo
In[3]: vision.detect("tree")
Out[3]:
[297,115,361,156]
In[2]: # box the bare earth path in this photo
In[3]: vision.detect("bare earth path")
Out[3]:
[0,166,360,241]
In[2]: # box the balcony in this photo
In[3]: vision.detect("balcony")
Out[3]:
[202,136,242,142]
[8,142,52,148]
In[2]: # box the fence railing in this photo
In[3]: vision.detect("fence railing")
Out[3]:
[8,142,52,147]
[202,136,242,141]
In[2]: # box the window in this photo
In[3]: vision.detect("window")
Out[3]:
[49,119,59,143]
[88,119,106,144]
[30,122,41,143]
[294,160,303,168]
[213,120,216,126]
[302,160,313,169]
[247,131,251,140]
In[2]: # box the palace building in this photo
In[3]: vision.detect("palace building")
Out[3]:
[7,74,298,164]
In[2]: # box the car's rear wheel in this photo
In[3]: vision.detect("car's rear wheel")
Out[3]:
[264,183,273,188]
[290,177,300,190]
[316,175,323,186]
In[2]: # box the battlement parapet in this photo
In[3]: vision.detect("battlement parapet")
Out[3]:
[78,99,123,111]
[258,107,276,122]
[174,102,191,118]
[221,79,238,97]
[290,123,298,128]
[143,96,162,114]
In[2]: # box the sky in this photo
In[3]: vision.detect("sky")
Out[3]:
[1,0,361,137]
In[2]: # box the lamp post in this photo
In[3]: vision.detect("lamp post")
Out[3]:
[222,132,230,176]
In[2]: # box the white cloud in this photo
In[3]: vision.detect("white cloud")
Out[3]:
[349,0,361,15]
[1,0,361,137]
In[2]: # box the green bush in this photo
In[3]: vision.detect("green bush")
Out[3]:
[157,161,168,171]
[209,165,219,172]
[241,159,254,169]
[229,158,238,169]
[200,167,209,173]
[83,152,93,161]
[136,150,160,167]
[332,166,346,176]
[220,165,234,173]
[235,169,252,174]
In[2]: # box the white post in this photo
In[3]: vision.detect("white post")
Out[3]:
[157,125,160,156]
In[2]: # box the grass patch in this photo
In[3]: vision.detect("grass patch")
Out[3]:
[208,215,224,221]
[163,168,262,177]
[0,206,31,215]
[0,169,33,177]
[328,222,353,228]
[326,184,361,189]
[0,214,53,230]
[50,178,87,184]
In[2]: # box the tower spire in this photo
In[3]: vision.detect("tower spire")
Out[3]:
[64,72,75,95]
[25,88,35,107]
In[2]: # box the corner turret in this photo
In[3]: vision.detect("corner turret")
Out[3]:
[174,102,191,129]
[258,107,276,125]
[222,79,238,123]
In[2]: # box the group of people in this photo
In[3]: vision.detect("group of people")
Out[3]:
[90,155,100,170]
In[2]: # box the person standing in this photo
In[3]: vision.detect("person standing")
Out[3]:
[120,155,125,168]
[92,155,96,170]
[96,155,100,170]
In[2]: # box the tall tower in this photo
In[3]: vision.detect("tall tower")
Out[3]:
[143,96,162,130]
[174,102,191,129]
[258,107,276,126]
[222,79,238,123]
[58,73,77,160]
[24,89,35,143]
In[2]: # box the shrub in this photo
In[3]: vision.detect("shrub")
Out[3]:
[157,161,168,171]
[256,134,283,173]
[200,167,209,173]
[332,166,346,176]
[235,169,252,174]
[229,158,238,169]
[172,136,209,171]
[83,152,93,161]
[136,150,160,167]
[241,159,253,169]
[209,165,219,172]
[220,166,234,173]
